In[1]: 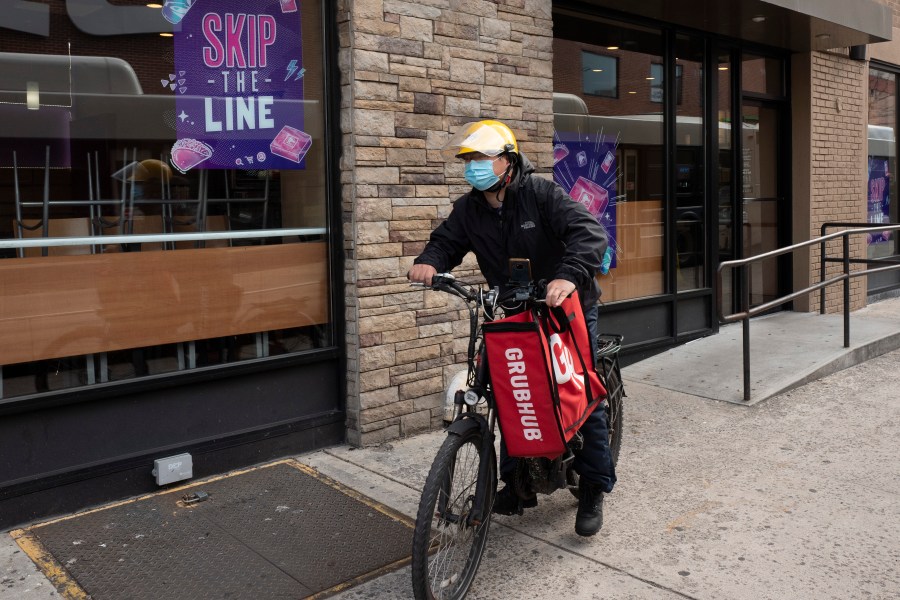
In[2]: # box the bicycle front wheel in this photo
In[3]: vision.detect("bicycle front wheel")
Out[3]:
[411,428,496,600]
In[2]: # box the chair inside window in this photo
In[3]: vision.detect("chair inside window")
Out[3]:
[173,213,231,249]
[16,217,95,257]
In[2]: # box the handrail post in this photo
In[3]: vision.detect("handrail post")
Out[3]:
[843,234,850,348]
[819,234,826,314]
[742,265,751,402]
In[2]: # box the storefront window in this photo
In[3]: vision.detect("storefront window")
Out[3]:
[674,35,705,291]
[0,1,332,398]
[867,67,900,293]
[553,13,665,303]
[717,52,735,311]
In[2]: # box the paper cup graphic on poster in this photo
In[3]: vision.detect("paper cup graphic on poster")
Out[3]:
[270,125,312,163]
[569,176,609,217]
[601,151,615,174]
[161,0,195,25]
[553,144,569,165]
[171,138,213,173]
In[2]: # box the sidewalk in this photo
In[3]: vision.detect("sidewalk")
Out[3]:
[312,358,900,599]
[5,300,900,599]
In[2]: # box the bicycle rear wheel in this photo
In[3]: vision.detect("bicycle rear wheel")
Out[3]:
[600,353,624,465]
[411,428,496,600]
[567,336,626,497]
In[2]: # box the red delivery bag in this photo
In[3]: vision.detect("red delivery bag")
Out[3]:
[482,292,607,459]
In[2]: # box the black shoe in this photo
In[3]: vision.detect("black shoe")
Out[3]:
[492,484,537,516]
[575,483,604,536]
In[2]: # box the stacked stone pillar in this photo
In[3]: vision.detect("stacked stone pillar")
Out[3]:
[338,0,554,445]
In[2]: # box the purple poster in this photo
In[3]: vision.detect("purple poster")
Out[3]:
[553,130,619,270]
[165,0,309,172]
[867,157,892,245]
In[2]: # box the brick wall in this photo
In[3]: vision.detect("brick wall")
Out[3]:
[338,0,554,445]
[809,50,868,313]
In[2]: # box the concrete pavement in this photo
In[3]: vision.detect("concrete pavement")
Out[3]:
[5,298,900,599]
[313,352,900,599]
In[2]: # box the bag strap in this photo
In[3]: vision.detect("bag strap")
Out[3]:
[543,304,594,404]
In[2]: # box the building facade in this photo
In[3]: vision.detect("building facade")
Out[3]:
[0,0,895,526]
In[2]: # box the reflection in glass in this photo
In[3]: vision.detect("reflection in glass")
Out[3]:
[742,54,783,96]
[866,68,900,293]
[742,104,780,307]
[717,53,735,312]
[675,35,705,291]
[0,1,332,399]
[553,13,665,303]
[582,52,618,98]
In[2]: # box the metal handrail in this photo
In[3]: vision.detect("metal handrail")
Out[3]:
[716,222,900,402]
[0,227,327,250]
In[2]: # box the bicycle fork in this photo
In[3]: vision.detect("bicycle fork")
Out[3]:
[440,410,496,528]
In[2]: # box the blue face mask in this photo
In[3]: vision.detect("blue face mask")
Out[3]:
[464,160,501,191]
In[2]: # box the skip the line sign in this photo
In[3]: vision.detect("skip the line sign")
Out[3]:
[170,0,310,172]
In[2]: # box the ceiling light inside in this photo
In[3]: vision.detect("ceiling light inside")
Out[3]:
[607,46,619,50]
[751,15,766,23]
[159,32,174,37]
[26,81,39,110]
[592,69,604,72]
[146,3,163,7]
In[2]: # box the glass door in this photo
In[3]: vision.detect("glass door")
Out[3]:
[741,101,783,308]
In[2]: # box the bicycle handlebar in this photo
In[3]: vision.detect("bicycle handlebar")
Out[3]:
[410,273,548,309]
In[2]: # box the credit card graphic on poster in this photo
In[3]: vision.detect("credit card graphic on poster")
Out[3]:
[553,130,618,269]
[169,0,310,172]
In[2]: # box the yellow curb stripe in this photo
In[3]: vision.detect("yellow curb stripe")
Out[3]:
[9,529,88,600]
[304,555,412,600]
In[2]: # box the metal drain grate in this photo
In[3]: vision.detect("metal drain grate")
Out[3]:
[15,461,413,599]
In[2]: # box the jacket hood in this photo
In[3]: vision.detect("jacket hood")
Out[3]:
[515,152,536,178]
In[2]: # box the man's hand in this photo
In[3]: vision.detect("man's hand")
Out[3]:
[408,263,437,286]
[545,278,576,307]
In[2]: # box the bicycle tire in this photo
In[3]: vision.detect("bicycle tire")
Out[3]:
[601,354,624,466]
[411,428,496,600]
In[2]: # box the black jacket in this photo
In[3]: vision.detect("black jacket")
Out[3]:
[414,153,608,309]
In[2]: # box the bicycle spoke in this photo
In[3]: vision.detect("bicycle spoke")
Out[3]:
[416,435,490,600]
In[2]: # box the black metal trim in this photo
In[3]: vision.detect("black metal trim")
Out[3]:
[0,347,341,418]
[0,411,344,497]
[0,418,345,530]
[322,0,348,414]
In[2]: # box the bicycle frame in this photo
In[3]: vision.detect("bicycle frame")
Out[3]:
[436,279,499,527]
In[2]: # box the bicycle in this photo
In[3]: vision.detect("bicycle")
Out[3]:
[410,273,625,600]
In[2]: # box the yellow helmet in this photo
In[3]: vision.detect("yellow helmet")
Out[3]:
[111,158,172,182]
[441,120,519,161]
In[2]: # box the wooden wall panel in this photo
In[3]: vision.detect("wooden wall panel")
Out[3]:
[0,243,328,365]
